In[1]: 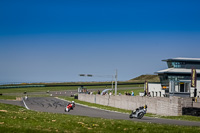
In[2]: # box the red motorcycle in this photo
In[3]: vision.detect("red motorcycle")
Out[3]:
[65,101,75,112]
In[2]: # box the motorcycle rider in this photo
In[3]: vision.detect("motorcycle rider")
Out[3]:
[71,101,75,109]
[65,101,76,112]
[130,104,147,118]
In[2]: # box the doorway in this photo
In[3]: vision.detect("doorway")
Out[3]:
[180,82,184,92]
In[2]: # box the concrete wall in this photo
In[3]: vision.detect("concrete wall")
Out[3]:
[193,98,200,108]
[78,94,194,116]
[193,102,200,108]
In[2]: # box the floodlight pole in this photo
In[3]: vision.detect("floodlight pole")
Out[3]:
[80,70,118,95]
[111,75,113,90]
[115,69,118,96]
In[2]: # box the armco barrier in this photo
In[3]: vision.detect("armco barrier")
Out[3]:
[0,85,45,89]
[78,94,193,116]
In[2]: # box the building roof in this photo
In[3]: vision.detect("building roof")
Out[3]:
[162,57,200,62]
[156,68,200,74]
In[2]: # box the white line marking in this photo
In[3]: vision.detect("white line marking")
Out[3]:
[22,98,30,110]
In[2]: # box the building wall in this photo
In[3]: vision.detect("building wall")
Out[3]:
[187,80,200,97]
[175,85,179,92]
[148,83,165,97]
[149,80,200,97]
[78,94,193,116]
[197,81,200,97]
[190,88,195,97]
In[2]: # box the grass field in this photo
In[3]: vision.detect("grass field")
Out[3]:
[0,86,78,93]
[117,88,144,95]
[0,84,144,94]
[0,95,17,100]
[0,103,200,133]
[87,88,144,95]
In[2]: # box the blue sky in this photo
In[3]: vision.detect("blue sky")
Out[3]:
[0,0,200,83]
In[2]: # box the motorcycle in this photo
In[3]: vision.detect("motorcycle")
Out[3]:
[65,101,75,112]
[129,105,147,119]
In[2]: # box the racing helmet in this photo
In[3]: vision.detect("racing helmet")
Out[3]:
[72,101,74,103]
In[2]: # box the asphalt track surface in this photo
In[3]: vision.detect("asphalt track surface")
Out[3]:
[1,97,200,127]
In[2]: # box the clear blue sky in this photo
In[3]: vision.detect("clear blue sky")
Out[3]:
[0,0,200,83]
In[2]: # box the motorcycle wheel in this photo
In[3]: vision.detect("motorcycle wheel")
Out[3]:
[65,108,70,112]
[137,112,144,119]
[129,114,133,119]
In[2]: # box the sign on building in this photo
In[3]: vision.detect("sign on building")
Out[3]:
[191,68,197,87]
[191,68,197,97]
[145,81,148,95]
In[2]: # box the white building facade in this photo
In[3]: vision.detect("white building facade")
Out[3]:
[148,58,200,97]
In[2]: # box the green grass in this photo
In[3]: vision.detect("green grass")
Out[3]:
[60,96,200,122]
[0,94,52,100]
[117,88,144,95]
[0,81,144,86]
[0,84,143,94]
[0,86,78,93]
[156,114,200,122]
[0,103,200,133]
[86,88,144,96]
[0,95,17,100]
[130,74,160,82]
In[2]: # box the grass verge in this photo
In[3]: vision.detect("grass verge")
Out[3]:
[0,103,200,133]
[0,95,17,100]
[88,88,144,95]
[0,86,78,93]
[0,94,51,100]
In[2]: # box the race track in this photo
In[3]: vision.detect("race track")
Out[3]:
[19,97,200,127]
[1,97,200,127]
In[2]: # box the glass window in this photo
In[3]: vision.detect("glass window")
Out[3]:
[169,61,186,68]
[185,83,190,92]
